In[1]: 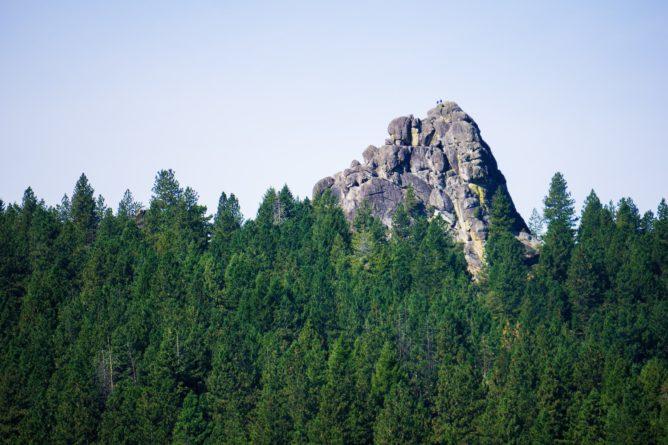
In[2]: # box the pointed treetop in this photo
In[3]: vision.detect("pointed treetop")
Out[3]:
[22,187,37,210]
[577,190,603,240]
[615,197,640,232]
[71,173,98,237]
[527,208,545,240]
[57,194,71,221]
[152,169,182,205]
[543,172,576,227]
[118,189,142,217]
[215,191,243,230]
[73,173,93,197]
[658,198,668,221]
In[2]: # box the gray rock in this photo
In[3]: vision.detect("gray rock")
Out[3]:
[431,150,448,172]
[312,176,335,197]
[358,177,403,225]
[400,174,432,203]
[313,101,537,275]
[362,145,378,163]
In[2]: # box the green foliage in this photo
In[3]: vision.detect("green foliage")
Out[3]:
[0,170,665,444]
[485,188,527,319]
[71,173,98,243]
[117,189,142,217]
[567,191,609,329]
[373,381,428,444]
[540,172,576,281]
[432,358,485,444]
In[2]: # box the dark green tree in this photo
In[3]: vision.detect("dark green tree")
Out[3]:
[485,188,527,319]
[540,172,576,282]
[567,191,610,329]
[71,173,98,243]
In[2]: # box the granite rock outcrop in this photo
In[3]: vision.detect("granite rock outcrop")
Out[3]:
[313,101,538,273]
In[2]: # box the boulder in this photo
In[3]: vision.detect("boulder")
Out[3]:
[312,176,335,197]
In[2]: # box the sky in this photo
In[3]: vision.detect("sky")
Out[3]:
[1,0,667,221]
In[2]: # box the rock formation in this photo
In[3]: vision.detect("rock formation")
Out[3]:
[313,101,538,274]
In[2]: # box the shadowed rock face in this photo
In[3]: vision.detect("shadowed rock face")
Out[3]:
[313,101,538,274]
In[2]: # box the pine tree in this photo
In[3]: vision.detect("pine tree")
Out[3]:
[567,389,605,443]
[568,190,609,329]
[283,322,326,443]
[71,173,98,243]
[172,391,208,444]
[152,169,182,207]
[210,192,243,285]
[540,172,576,282]
[528,207,545,240]
[432,359,485,444]
[485,188,527,319]
[56,194,71,222]
[117,189,142,217]
[391,202,411,240]
[370,341,400,409]
[373,381,428,444]
[309,338,353,444]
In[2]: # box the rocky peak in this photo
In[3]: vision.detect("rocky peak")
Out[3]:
[313,101,538,274]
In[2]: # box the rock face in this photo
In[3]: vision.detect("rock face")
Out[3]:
[313,101,537,274]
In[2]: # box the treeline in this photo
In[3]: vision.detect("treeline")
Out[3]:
[0,169,665,444]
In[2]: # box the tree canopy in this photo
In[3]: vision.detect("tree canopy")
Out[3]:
[0,170,665,444]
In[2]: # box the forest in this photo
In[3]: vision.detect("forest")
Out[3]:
[0,169,665,444]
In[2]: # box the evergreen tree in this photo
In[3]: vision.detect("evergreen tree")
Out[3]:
[370,341,400,409]
[485,188,527,319]
[568,190,609,329]
[283,322,326,443]
[432,358,485,444]
[173,391,208,444]
[373,381,428,445]
[540,172,576,282]
[117,189,142,217]
[528,207,545,240]
[71,173,98,243]
[210,191,243,284]
[56,194,71,222]
[309,338,354,444]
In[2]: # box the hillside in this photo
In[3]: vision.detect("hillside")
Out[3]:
[0,166,666,443]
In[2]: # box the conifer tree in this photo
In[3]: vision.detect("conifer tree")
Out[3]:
[540,172,576,282]
[432,358,485,444]
[309,338,354,444]
[283,322,326,443]
[117,189,142,217]
[568,190,609,328]
[528,207,545,240]
[373,381,428,444]
[71,173,98,243]
[173,391,208,444]
[485,188,527,318]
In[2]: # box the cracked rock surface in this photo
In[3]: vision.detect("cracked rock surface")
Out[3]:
[313,101,538,274]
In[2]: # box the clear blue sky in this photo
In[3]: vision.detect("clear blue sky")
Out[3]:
[1,1,666,220]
